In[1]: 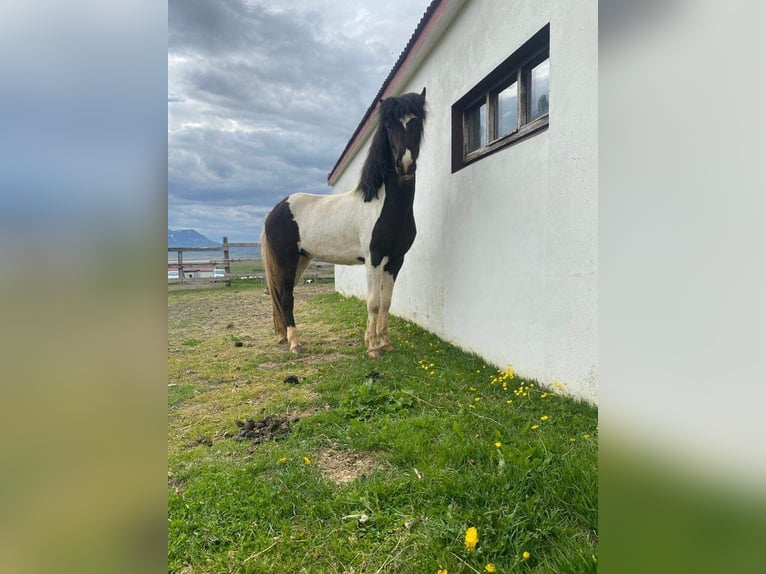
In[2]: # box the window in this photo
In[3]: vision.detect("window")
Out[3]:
[452,24,550,172]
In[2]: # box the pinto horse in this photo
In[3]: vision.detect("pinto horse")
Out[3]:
[261,88,427,357]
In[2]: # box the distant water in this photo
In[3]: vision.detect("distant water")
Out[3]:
[167,246,261,264]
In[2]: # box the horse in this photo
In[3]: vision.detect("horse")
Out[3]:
[260,88,427,357]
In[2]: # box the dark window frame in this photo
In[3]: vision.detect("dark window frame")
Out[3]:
[451,24,550,173]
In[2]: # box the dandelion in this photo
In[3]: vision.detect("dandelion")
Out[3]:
[485,564,496,573]
[303,456,312,465]
[531,424,540,430]
[464,526,479,550]
[474,397,482,402]
[503,365,515,379]
[540,415,549,421]
[522,551,530,560]
[583,434,591,439]
[469,387,477,391]
[278,457,287,464]
[494,441,502,448]
[506,399,512,404]
[437,570,448,574]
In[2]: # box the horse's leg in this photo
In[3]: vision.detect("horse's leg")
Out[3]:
[294,254,312,286]
[376,255,403,352]
[274,307,288,345]
[279,275,303,354]
[365,261,384,357]
[376,270,395,351]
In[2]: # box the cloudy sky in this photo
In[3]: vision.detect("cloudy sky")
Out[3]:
[168,0,432,242]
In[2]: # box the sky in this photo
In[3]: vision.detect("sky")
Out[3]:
[168,0,432,242]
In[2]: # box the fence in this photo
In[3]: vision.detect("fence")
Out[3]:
[168,237,334,286]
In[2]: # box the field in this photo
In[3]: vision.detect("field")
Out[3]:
[168,281,598,573]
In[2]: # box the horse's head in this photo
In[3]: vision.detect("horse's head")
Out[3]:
[380,88,427,180]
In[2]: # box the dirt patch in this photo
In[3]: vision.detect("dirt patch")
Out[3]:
[314,447,382,485]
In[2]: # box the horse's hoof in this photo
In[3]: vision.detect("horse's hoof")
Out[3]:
[291,345,303,355]
[367,349,382,358]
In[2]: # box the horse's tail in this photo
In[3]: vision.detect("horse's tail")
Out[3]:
[261,226,287,342]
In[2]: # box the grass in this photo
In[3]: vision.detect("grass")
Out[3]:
[168,282,598,573]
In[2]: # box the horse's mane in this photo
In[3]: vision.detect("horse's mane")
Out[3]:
[357,93,427,202]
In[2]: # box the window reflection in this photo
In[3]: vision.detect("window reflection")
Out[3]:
[465,102,487,152]
[528,58,549,121]
[497,82,518,138]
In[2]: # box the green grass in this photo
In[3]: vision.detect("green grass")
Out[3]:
[168,284,598,573]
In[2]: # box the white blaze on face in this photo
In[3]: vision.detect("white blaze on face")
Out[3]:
[400,113,416,129]
[401,148,413,173]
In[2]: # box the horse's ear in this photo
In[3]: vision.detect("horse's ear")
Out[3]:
[420,87,426,99]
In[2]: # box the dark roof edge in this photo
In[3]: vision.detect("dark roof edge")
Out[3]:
[327,0,443,185]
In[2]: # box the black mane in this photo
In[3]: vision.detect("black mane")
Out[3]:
[357,92,427,202]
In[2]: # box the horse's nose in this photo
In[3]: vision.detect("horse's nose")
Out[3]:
[400,148,414,174]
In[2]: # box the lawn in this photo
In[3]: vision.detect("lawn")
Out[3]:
[168,281,598,573]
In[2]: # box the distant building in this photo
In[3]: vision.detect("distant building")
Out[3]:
[327,0,597,403]
[168,264,222,280]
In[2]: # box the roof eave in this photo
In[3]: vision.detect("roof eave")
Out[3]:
[327,0,467,186]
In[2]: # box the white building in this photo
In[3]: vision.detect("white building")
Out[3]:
[328,0,597,403]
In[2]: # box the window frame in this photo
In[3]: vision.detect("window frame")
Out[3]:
[451,24,550,173]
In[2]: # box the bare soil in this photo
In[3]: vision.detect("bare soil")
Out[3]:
[314,446,383,485]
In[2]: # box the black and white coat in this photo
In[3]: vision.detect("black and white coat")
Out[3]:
[261,89,427,356]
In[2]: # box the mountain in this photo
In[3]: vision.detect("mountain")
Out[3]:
[168,229,219,247]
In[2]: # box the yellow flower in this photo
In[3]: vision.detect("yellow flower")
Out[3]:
[485,564,496,573]
[494,441,502,448]
[540,415,549,421]
[303,456,312,465]
[437,570,448,574]
[531,424,540,430]
[464,526,478,550]
[503,365,515,378]
[583,434,592,439]
[474,397,481,402]
[506,399,512,404]
[522,551,530,560]
[469,387,477,391]
[277,457,287,464]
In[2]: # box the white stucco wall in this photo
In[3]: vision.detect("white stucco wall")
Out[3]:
[332,0,597,403]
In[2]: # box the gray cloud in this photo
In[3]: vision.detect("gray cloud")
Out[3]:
[168,0,429,241]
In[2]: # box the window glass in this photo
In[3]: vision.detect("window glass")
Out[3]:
[465,102,487,153]
[497,82,518,138]
[527,58,550,121]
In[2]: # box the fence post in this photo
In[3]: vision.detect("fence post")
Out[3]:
[177,250,184,284]
[223,237,231,275]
